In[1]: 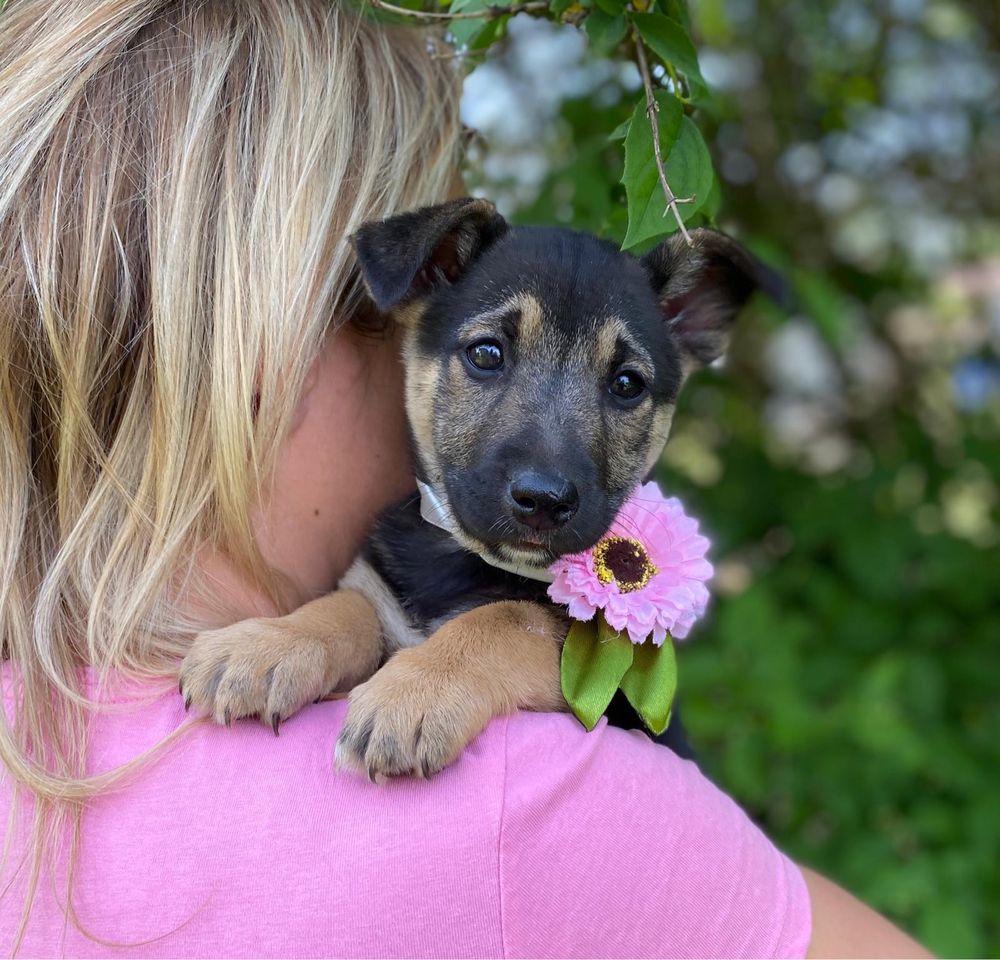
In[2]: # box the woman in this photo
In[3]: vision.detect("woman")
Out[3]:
[0,0,930,956]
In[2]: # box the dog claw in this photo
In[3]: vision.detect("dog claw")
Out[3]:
[183,693,192,712]
[223,707,232,727]
[270,713,281,736]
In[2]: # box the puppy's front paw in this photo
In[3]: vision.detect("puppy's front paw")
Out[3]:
[179,619,336,732]
[335,650,491,781]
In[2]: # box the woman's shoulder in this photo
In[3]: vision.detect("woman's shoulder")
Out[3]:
[5,686,517,957]
[3,672,811,957]
[144,699,810,958]
[3,663,730,814]
[78,676,699,804]
[500,709,812,959]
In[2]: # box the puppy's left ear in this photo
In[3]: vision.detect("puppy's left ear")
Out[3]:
[642,228,783,368]
[352,197,508,313]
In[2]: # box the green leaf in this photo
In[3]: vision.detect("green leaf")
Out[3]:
[447,20,487,47]
[448,0,504,48]
[607,118,632,142]
[620,635,678,735]
[592,0,625,14]
[632,13,708,99]
[549,0,578,16]
[701,172,722,222]
[660,0,691,33]
[468,14,509,50]
[561,616,635,731]
[621,93,713,249]
[583,10,627,54]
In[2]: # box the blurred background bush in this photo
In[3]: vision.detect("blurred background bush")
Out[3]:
[460,1,999,954]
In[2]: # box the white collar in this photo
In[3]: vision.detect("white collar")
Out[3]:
[416,479,555,584]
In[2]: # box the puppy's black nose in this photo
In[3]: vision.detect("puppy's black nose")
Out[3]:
[508,471,579,530]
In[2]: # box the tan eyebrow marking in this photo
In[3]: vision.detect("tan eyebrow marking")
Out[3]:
[592,315,654,379]
[456,292,545,347]
[514,292,545,352]
[593,316,625,372]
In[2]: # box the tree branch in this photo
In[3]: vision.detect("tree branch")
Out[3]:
[632,28,695,246]
[367,0,549,22]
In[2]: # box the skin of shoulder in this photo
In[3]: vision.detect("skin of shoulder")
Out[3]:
[802,866,934,959]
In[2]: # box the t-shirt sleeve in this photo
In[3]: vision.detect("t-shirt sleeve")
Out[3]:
[498,712,811,959]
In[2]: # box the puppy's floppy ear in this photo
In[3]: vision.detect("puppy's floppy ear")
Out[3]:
[351,197,508,312]
[642,228,783,368]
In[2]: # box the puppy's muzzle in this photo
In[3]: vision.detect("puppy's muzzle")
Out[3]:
[507,470,579,531]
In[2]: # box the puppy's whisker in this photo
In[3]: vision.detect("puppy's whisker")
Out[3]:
[486,516,506,537]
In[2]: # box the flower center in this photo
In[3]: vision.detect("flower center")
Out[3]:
[592,536,658,593]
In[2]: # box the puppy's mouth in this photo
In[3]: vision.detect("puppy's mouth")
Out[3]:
[457,511,602,567]
[482,520,598,567]
[490,539,556,566]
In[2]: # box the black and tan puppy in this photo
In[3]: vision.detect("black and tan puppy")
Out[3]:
[179,198,773,778]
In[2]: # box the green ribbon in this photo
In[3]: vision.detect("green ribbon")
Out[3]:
[560,612,677,735]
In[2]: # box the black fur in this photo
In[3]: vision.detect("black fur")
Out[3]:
[354,198,508,311]
[361,496,550,633]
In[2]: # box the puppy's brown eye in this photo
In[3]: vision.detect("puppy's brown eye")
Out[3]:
[466,339,504,372]
[609,370,646,403]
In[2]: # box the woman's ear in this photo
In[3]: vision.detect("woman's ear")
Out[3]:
[641,228,785,368]
[351,197,508,313]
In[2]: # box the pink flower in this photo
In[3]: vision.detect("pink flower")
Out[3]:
[547,483,713,645]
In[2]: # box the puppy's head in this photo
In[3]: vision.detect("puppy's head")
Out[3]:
[353,198,774,571]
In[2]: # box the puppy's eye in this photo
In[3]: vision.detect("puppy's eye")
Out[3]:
[466,339,504,372]
[609,370,646,403]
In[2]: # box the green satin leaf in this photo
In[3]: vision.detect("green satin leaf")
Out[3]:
[620,94,713,249]
[607,117,631,142]
[561,615,635,731]
[701,172,722,222]
[631,13,708,99]
[583,10,627,55]
[447,0,510,48]
[620,634,677,735]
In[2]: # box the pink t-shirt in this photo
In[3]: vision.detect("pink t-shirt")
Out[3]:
[1,678,810,958]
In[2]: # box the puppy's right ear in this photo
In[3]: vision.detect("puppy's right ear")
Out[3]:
[351,197,508,313]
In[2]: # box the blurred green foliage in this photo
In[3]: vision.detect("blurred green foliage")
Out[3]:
[453,0,1000,954]
[670,382,1000,958]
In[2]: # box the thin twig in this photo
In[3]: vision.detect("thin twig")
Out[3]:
[367,0,549,21]
[632,27,695,246]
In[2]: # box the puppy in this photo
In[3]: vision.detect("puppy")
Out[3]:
[179,198,773,778]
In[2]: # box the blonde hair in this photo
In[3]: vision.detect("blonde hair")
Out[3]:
[0,0,460,947]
